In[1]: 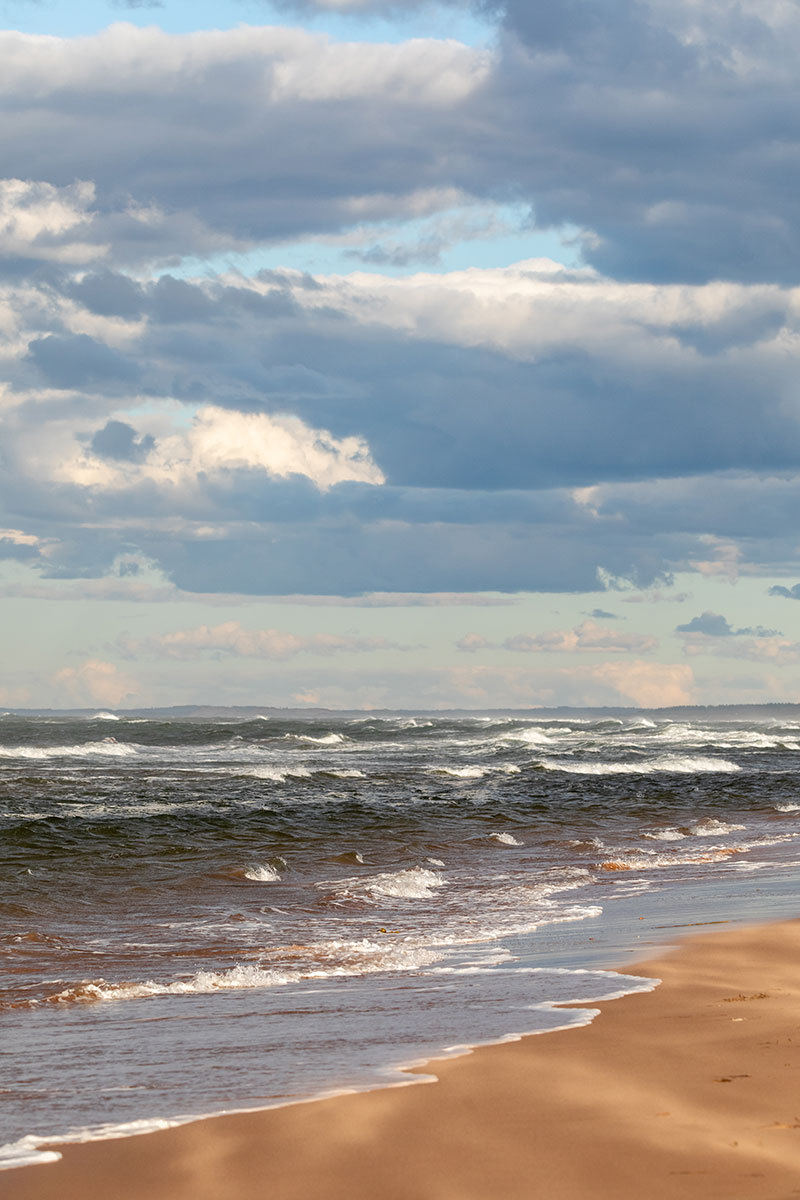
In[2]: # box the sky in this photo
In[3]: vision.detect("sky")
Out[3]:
[2,0,800,711]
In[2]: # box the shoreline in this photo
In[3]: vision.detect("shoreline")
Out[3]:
[4,920,800,1198]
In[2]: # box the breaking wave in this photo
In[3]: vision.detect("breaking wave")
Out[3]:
[0,741,137,760]
[540,755,741,775]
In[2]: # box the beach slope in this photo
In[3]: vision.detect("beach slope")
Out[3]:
[4,921,800,1200]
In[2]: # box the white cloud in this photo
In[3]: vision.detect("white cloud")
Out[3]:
[590,660,695,707]
[122,620,414,659]
[59,405,385,492]
[0,179,104,263]
[502,620,658,655]
[53,659,137,706]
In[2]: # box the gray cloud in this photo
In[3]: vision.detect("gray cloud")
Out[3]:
[676,612,781,638]
[769,583,800,601]
[0,8,797,282]
[27,334,141,390]
[5,262,800,596]
[89,421,155,463]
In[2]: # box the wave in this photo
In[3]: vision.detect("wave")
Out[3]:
[286,733,348,746]
[775,802,800,812]
[539,755,741,775]
[89,712,120,721]
[427,764,521,779]
[489,832,523,846]
[643,818,745,841]
[31,936,446,1009]
[500,728,554,747]
[595,833,789,873]
[321,866,444,904]
[654,725,798,751]
[689,818,746,836]
[0,741,137,760]
[243,864,281,882]
[241,765,312,781]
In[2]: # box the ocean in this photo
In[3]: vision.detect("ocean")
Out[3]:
[3,706,800,1170]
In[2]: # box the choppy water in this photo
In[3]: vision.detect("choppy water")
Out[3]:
[3,707,800,1169]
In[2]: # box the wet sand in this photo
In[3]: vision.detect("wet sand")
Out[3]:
[4,920,800,1200]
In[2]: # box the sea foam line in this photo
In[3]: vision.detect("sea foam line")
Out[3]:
[0,965,659,1172]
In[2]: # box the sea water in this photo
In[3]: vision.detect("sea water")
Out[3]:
[3,707,800,1168]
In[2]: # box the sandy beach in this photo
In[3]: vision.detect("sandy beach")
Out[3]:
[3,920,800,1200]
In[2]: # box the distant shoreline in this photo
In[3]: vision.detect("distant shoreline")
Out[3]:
[6,702,800,720]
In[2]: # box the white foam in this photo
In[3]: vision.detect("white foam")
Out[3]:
[51,962,299,1003]
[0,741,137,760]
[489,832,523,846]
[90,711,120,721]
[541,755,741,775]
[243,765,312,781]
[323,867,445,903]
[775,803,800,812]
[0,1116,193,1172]
[244,864,281,882]
[501,728,553,747]
[427,764,521,779]
[643,828,686,842]
[430,765,489,779]
[0,1137,63,1170]
[689,818,746,836]
[290,733,348,746]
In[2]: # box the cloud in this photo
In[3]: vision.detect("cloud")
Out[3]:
[769,583,800,601]
[681,635,800,666]
[41,405,384,496]
[0,179,103,265]
[456,632,493,652]
[676,611,781,638]
[430,657,694,707]
[90,420,155,463]
[587,608,619,619]
[502,620,657,654]
[121,621,417,659]
[5,257,800,596]
[590,660,695,708]
[53,659,136,706]
[0,28,490,265]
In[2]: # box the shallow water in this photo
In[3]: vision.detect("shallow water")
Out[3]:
[3,707,800,1168]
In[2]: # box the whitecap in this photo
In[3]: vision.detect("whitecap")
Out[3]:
[242,766,312,782]
[489,832,523,846]
[243,864,281,882]
[540,756,741,776]
[501,728,553,747]
[0,742,137,760]
[289,733,348,746]
[689,818,746,836]
[323,867,444,904]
